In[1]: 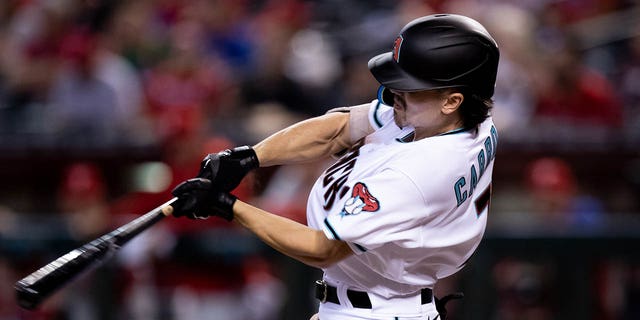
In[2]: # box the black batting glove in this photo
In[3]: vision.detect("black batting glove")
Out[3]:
[197,146,259,192]
[171,178,237,221]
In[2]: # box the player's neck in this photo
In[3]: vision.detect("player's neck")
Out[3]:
[414,118,464,140]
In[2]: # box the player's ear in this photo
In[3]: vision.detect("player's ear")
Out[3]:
[441,92,463,115]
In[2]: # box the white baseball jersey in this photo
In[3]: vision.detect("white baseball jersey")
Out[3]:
[306,99,497,317]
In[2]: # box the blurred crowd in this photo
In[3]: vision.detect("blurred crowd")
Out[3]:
[0,0,639,149]
[0,0,639,319]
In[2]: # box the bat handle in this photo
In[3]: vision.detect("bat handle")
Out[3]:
[162,198,177,216]
[112,197,179,246]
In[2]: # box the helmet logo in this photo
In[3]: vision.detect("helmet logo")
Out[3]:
[393,35,404,63]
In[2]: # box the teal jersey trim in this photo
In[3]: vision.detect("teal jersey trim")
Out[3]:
[324,218,341,240]
[354,243,367,252]
[372,101,384,128]
[438,127,467,136]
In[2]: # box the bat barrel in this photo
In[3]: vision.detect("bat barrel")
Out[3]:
[14,197,178,310]
[15,239,115,309]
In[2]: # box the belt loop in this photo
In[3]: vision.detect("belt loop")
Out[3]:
[315,280,328,303]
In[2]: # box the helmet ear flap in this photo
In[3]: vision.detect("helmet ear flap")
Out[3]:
[377,86,395,106]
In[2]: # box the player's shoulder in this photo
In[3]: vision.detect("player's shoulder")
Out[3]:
[385,122,493,179]
[478,116,498,139]
[379,149,458,203]
[384,142,456,179]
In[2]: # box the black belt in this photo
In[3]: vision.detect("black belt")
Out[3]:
[314,280,432,309]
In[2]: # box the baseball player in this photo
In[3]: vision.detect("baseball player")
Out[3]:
[171,13,499,320]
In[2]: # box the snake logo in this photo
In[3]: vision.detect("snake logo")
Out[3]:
[341,182,380,216]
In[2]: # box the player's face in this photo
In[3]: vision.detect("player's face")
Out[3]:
[390,89,464,139]
[390,89,446,128]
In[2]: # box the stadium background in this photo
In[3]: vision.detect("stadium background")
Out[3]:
[0,0,638,319]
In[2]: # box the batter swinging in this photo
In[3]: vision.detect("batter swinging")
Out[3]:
[171,13,500,320]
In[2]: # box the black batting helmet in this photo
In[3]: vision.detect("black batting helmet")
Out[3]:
[369,14,499,99]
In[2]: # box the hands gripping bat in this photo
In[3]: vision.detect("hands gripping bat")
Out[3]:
[14,197,178,310]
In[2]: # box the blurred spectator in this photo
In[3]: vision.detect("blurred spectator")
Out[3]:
[142,15,231,145]
[488,156,606,234]
[193,1,257,78]
[491,258,556,320]
[55,162,122,320]
[241,0,336,117]
[594,260,640,320]
[0,1,70,138]
[58,162,111,241]
[0,257,18,319]
[104,1,171,72]
[0,206,21,319]
[527,4,625,147]
[338,54,380,106]
[524,157,604,230]
[619,23,640,144]
[95,14,151,147]
[489,154,633,320]
[482,4,538,140]
[46,28,120,147]
[532,40,623,129]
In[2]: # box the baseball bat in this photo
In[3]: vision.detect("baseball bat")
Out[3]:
[14,197,178,310]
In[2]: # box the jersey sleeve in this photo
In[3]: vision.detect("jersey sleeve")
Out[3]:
[321,167,428,254]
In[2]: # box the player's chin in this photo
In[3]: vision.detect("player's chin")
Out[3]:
[393,103,405,121]
[393,112,406,128]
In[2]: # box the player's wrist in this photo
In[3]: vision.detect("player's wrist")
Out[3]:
[230,145,260,170]
[209,190,237,221]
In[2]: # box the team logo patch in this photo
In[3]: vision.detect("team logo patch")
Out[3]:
[393,35,404,63]
[341,182,380,216]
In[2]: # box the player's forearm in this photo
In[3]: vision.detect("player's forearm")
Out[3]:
[252,112,351,167]
[232,200,352,268]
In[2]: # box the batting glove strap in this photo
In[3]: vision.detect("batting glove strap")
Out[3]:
[230,145,260,169]
[209,191,237,221]
[198,146,259,192]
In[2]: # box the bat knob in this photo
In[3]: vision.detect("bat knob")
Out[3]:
[162,205,174,216]
[15,281,42,310]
